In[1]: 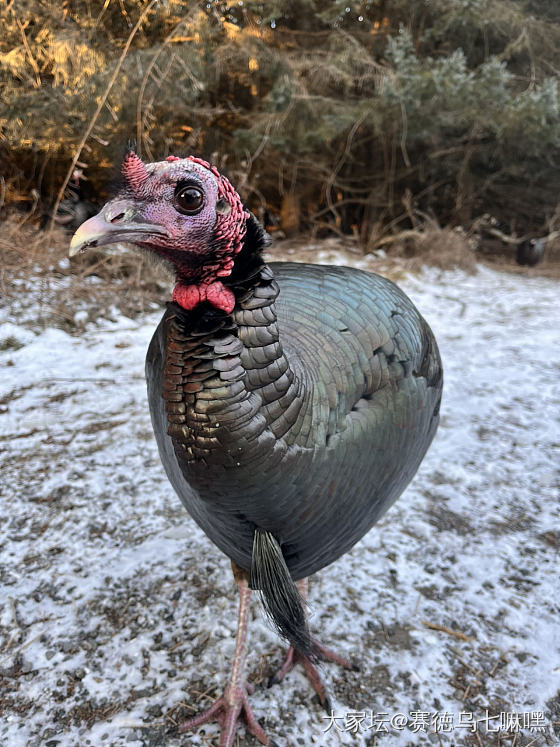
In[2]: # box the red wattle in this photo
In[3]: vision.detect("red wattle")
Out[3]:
[206,282,235,313]
[173,281,235,314]
[173,284,201,310]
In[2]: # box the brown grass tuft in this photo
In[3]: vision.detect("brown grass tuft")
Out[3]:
[384,225,478,273]
[0,215,172,331]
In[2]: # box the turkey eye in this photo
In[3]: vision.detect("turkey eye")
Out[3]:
[174,185,204,215]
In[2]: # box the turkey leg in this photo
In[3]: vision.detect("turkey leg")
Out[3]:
[178,565,269,747]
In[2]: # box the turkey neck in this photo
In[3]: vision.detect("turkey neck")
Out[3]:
[162,263,303,472]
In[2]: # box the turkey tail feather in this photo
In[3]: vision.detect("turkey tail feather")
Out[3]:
[250,529,317,661]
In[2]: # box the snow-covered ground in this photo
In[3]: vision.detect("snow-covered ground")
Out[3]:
[1,261,559,747]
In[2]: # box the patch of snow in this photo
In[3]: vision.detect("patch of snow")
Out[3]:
[0,322,37,348]
[73,310,89,325]
[1,263,558,746]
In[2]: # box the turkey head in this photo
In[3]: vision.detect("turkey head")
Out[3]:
[69,153,248,312]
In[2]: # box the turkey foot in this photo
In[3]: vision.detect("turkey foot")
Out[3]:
[178,680,268,745]
[269,579,358,711]
[178,572,270,747]
[269,640,358,712]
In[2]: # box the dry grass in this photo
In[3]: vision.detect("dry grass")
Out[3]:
[1,214,557,334]
[402,226,478,273]
[372,222,560,278]
[0,214,172,331]
[269,225,479,281]
[373,224,478,273]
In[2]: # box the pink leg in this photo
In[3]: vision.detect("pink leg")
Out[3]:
[178,574,269,747]
[269,578,358,710]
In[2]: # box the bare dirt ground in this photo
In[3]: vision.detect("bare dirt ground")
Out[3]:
[1,232,559,747]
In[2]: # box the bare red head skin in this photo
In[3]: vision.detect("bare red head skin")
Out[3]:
[70,153,249,313]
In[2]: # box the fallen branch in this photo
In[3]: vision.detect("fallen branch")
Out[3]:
[375,229,425,248]
[486,226,523,245]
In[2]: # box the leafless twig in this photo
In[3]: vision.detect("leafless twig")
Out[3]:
[136,15,196,157]
[15,17,41,88]
[49,0,159,234]
[422,620,475,642]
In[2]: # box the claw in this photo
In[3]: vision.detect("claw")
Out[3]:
[268,646,296,687]
[270,637,358,711]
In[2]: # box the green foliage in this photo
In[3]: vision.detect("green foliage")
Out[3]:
[383,30,559,151]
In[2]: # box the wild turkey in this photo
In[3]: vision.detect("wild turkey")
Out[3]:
[516,237,545,267]
[69,152,443,746]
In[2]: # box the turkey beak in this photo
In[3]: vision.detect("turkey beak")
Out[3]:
[69,200,171,257]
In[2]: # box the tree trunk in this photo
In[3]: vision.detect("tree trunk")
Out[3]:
[281,192,301,237]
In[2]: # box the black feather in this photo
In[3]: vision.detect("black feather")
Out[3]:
[250,529,317,660]
[227,212,271,287]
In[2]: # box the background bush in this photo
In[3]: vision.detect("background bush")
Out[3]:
[1,0,559,244]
